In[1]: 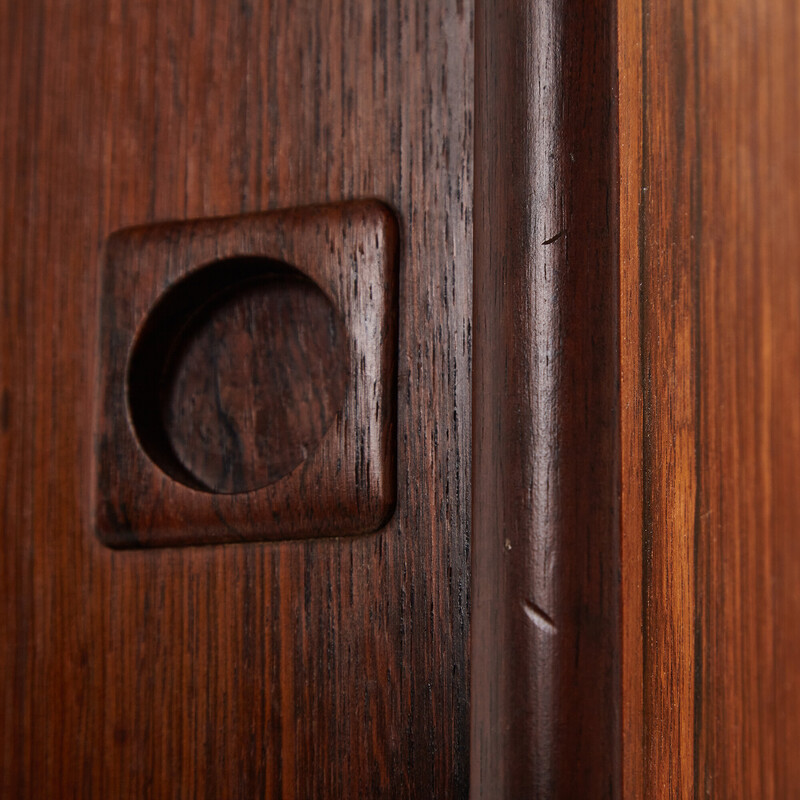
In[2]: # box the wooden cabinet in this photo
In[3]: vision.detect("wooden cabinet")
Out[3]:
[2,0,799,797]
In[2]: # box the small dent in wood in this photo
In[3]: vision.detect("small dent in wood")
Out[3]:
[521,600,557,634]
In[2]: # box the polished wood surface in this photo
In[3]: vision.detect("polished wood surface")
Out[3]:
[1,0,471,796]
[472,0,619,796]
[5,0,800,794]
[619,0,800,796]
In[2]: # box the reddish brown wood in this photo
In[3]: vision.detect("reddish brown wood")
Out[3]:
[8,0,798,793]
[163,269,348,494]
[471,0,619,796]
[619,0,800,796]
[95,201,397,546]
[0,0,472,796]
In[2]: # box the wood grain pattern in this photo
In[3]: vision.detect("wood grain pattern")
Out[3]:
[163,269,348,494]
[8,0,798,793]
[471,0,619,796]
[1,0,471,796]
[95,201,396,546]
[619,0,800,796]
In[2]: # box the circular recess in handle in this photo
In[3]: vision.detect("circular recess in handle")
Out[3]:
[127,257,350,494]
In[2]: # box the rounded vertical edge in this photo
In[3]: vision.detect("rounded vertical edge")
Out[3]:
[472,0,621,797]
[353,199,400,534]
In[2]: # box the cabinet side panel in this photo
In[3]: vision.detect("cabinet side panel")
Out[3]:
[619,0,800,795]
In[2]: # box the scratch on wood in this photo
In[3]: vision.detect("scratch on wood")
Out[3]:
[522,600,557,634]
[541,229,566,246]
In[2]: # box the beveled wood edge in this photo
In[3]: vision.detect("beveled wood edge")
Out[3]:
[471,0,620,796]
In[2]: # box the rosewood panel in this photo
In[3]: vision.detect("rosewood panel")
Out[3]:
[619,0,800,796]
[0,0,472,796]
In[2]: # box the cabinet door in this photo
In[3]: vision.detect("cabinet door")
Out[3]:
[0,1,471,797]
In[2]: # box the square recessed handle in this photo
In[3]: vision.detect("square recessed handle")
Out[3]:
[92,200,398,547]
